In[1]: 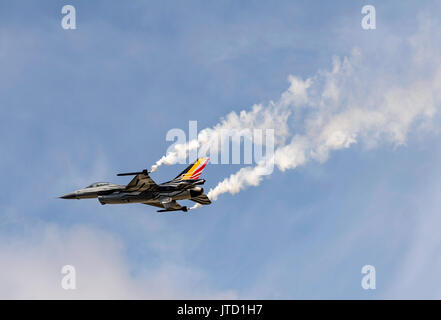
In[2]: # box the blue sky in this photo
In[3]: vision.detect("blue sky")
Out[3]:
[1,0,441,298]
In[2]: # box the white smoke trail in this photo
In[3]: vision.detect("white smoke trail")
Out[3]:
[159,19,441,210]
[150,103,291,172]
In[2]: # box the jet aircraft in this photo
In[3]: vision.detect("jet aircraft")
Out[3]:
[60,158,211,212]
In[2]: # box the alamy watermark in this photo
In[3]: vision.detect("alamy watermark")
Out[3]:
[61,265,76,290]
[165,121,275,175]
[61,5,76,30]
[361,265,376,290]
[361,5,376,30]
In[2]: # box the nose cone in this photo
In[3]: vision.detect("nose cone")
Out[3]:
[59,192,77,199]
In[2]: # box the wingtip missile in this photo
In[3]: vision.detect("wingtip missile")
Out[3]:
[157,206,188,213]
[117,169,149,176]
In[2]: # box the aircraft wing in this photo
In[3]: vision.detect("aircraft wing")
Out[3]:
[142,201,164,209]
[125,172,160,192]
[143,198,188,212]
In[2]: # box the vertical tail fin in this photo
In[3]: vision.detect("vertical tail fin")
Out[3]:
[173,158,209,181]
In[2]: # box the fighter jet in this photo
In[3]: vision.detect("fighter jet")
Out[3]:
[59,158,211,212]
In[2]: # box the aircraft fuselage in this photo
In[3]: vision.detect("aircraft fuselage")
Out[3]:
[59,158,211,212]
[60,183,204,205]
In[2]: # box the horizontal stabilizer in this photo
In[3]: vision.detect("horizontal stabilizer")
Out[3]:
[190,194,211,205]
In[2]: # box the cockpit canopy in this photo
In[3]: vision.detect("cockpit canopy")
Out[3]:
[86,182,110,188]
